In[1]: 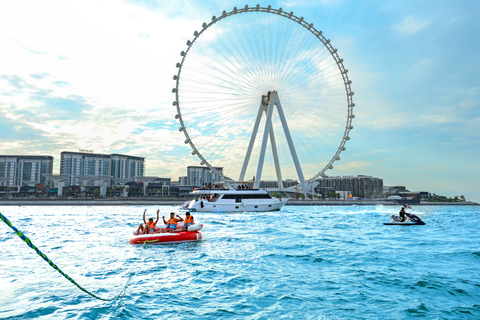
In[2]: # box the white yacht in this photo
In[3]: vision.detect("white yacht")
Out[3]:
[184,181,288,212]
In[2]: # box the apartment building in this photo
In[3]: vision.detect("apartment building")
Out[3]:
[315,175,384,198]
[60,151,145,186]
[187,166,223,187]
[0,155,53,186]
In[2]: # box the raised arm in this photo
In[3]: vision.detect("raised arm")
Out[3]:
[142,209,147,224]
[155,209,160,224]
[163,216,167,225]
[176,214,184,222]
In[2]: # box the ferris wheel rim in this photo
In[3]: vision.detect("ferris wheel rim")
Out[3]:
[173,5,355,183]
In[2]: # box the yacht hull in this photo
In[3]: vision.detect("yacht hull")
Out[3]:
[187,199,287,212]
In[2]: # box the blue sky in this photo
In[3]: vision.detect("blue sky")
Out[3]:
[0,0,479,202]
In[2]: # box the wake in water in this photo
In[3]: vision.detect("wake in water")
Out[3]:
[1,205,479,319]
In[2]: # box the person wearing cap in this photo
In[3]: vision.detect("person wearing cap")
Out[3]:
[134,209,160,235]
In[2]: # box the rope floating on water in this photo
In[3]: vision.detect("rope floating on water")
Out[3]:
[0,211,130,302]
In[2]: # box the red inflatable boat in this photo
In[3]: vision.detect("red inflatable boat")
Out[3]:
[129,223,203,245]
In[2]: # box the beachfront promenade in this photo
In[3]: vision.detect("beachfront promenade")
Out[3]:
[0,198,477,206]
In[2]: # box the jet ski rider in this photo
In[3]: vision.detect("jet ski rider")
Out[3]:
[399,207,406,222]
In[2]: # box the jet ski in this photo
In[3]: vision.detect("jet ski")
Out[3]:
[384,212,425,225]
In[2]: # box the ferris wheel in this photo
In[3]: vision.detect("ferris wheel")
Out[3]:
[173,5,355,191]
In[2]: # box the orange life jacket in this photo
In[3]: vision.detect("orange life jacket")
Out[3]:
[184,215,193,227]
[146,221,155,231]
[167,218,177,229]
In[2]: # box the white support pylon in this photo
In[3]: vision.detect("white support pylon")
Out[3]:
[239,91,307,196]
[269,124,283,190]
[239,103,264,183]
[255,95,275,188]
[269,92,307,196]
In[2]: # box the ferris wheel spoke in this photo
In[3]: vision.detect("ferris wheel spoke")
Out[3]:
[188,112,254,142]
[182,58,254,93]
[174,6,354,183]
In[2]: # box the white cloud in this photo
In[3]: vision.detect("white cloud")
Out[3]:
[279,0,339,8]
[394,16,430,34]
[0,0,204,111]
[354,149,389,157]
[334,161,372,172]
[0,0,209,175]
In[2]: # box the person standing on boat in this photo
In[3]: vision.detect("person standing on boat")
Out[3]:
[163,212,184,233]
[135,209,160,235]
[181,212,195,231]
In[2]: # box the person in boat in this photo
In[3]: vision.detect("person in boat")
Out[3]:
[163,212,184,233]
[181,212,195,231]
[135,209,160,235]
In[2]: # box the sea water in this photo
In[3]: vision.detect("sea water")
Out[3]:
[0,205,479,319]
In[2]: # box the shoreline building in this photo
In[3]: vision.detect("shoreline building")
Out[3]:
[60,151,112,186]
[383,186,408,195]
[187,166,223,187]
[260,179,299,189]
[315,175,384,198]
[110,154,145,181]
[178,176,188,186]
[60,151,145,184]
[0,155,53,187]
[146,178,172,197]
[59,151,145,196]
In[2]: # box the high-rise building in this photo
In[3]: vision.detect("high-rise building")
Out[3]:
[110,154,145,179]
[187,166,223,187]
[60,151,111,186]
[60,151,145,186]
[0,155,53,186]
[315,175,384,198]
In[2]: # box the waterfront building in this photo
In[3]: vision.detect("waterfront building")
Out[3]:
[166,185,197,198]
[0,155,53,187]
[178,176,188,186]
[383,185,408,196]
[397,191,430,200]
[315,175,384,198]
[60,151,112,186]
[187,166,223,187]
[259,179,299,189]
[110,154,145,179]
[148,177,171,186]
[60,151,145,188]
[147,178,172,196]
[383,186,429,200]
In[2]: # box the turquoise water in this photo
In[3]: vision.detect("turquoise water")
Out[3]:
[1,205,480,319]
